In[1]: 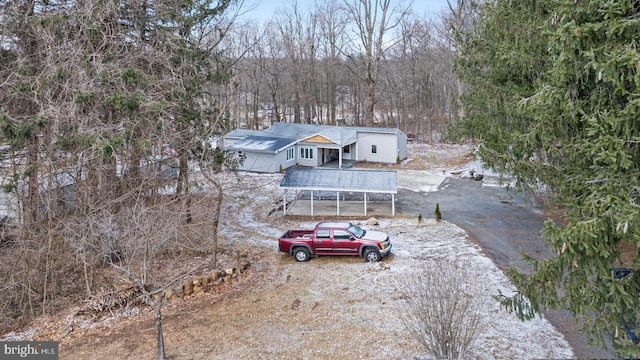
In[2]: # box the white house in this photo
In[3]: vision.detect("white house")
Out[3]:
[223,122,407,173]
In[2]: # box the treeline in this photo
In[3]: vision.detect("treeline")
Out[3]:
[220,0,469,142]
[0,0,238,339]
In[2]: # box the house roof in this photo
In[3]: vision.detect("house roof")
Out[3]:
[224,135,296,153]
[304,127,358,146]
[262,122,327,138]
[225,129,263,139]
[263,122,403,137]
[262,123,359,146]
[224,122,405,153]
[280,168,397,194]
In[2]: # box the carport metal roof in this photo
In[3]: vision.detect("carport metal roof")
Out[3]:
[279,168,397,216]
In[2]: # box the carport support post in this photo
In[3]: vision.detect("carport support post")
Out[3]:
[336,191,340,216]
[364,192,367,216]
[392,194,395,215]
[283,195,287,215]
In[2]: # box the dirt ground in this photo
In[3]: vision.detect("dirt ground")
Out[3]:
[1,144,577,359]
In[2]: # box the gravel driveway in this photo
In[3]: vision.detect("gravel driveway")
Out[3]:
[395,176,615,359]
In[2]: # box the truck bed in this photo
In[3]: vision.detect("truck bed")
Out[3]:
[280,229,314,240]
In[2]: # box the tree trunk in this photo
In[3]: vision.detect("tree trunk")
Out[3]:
[456,78,465,119]
[124,145,143,197]
[177,153,192,223]
[153,300,166,360]
[329,84,336,125]
[427,110,433,145]
[252,86,260,129]
[82,255,92,298]
[294,92,301,123]
[209,180,223,270]
[364,78,376,127]
[26,131,40,226]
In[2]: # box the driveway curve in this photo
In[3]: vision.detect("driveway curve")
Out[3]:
[396,177,614,359]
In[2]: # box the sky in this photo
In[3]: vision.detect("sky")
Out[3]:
[239,0,451,23]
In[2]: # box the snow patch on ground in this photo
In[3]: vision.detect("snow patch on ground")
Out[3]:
[360,218,573,359]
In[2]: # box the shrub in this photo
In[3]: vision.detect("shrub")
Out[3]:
[396,259,486,359]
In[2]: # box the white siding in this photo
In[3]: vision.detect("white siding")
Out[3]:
[296,144,319,167]
[342,144,355,160]
[397,131,408,160]
[355,132,398,163]
[237,152,278,173]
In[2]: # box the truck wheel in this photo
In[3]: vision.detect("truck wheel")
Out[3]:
[293,247,310,262]
[363,248,381,262]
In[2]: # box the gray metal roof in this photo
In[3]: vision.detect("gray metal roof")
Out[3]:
[262,122,330,138]
[311,127,358,146]
[262,123,387,145]
[225,129,264,139]
[225,123,404,151]
[225,135,295,153]
[280,168,397,193]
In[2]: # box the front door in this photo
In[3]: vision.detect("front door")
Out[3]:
[331,229,359,255]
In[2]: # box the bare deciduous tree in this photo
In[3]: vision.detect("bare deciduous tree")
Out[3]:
[0,0,238,353]
[105,202,197,360]
[443,0,477,120]
[224,1,459,136]
[316,0,349,125]
[342,0,410,126]
[397,259,486,359]
[275,4,321,124]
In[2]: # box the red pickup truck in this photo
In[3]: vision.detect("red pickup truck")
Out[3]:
[278,222,392,262]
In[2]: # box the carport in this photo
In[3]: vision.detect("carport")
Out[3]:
[280,168,397,216]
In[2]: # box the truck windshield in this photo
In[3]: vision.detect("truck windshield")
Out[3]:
[347,224,365,238]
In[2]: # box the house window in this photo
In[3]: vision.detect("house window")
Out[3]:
[371,145,377,154]
[300,147,314,159]
[286,147,294,161]
[343,146,350,154]
[237,150,244,157]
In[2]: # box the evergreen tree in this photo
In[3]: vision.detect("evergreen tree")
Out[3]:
[454,1,640,356]
[0,0,235,218]
[451,0,552,186]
